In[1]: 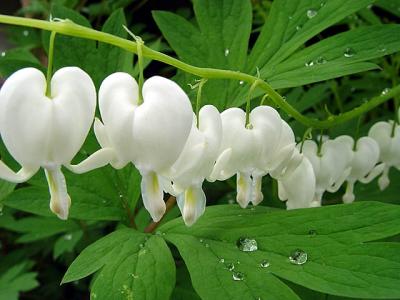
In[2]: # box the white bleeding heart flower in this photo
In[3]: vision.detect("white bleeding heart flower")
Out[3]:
[301,136,353,207]
[166,105,222,226]
[368,121,400,190]
[95,73,193,222]
[0,67,112,220]
[209,106,282,208]
[277,149,316,209]
[341,136,384,203]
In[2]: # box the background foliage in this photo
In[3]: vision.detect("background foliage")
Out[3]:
[0,0,400,299]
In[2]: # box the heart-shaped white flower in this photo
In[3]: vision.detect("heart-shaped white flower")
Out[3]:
[368,120,400,190]
[301,136,353,207]
[0,67,111,219]
[277,150,316,209]
[341,136,384,203]
[95,73,193,222]
[209,106,282,208]
[166,105,222,226]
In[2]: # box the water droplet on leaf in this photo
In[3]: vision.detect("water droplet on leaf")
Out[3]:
[23,30,29,37]
[224,48,230,57]
[239,80,244,85]
[219,258,225,263]
[226,263,235,271]
[296,25,302,31]
[64,234,72,241]
[344,47,356,58]
[236,237,258,252]
[305,60,314,67]
[381,88,390,95]
[316,56,327,64]
[308,229,318,236]
[1,52,6,57]
[260,259,270,268]
[289,249,308,265]
[306,9,318,19]
[232,271,245,281]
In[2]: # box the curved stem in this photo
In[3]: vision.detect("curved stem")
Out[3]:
[245,80,260,127]
[45,31,56,97]
[1,14,400,129]
[195,79,207,128]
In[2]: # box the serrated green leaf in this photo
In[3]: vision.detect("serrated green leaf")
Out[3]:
[46,5,132,87]
[0,261,38,300]
[248,0,374,73]
[160,202,400,299]
[153,0,252,109]
[62,228,175,300]
[266,25,400,88]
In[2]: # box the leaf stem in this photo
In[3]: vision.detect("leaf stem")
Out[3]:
[45,31,56,97]
[245,80,260,127]
[196,79,207,128]
[0,14,400,129]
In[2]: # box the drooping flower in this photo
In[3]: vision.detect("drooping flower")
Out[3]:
[95,73,193,222]
[277,149,316,209]
[208,106,282,208]
[368,120,400,190]
[0,67,111,219]
[166,105,222,226]
[301,136,353,207]
[341,136,384,203]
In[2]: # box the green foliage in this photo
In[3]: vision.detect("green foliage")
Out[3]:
[0,261,38,300]
[62,228,176,300]
[0,0,399,299]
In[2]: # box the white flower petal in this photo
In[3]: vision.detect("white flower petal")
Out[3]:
[176,185,206,226]
[0,162,39,183]
[98,73,138,165]
[133,76,193,172]
[140,170,166,222]
[236,172,252,208]
[45,166,71,220]
[66,148,115,174]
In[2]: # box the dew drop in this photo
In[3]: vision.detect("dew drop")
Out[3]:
[1,52,6,57]
[199,239,204,243]
[316,56,327,65]
[219,258,225,263]
[236,237,258,252]
[305,60,314,67]
[239,80,244,85]
[260,259,270,268]
[344,47,356,58]
[232,271,245,281]
[306,9,318,19]
[118,193,123,198]
[139,243,144,248]
[308,229,318,236]
[226,262,235,271]
[378,45,387,53]
[224,48,230,57]
[64,234,72,241]
[91,292,97,299]
[23,30,29,37]
[289,249,308,265]
[296,25,302,31]
[381,88,390,95]
[320,1,326,7]
[205,243,210,248]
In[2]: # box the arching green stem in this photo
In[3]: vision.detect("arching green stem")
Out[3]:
[299,128,313,153]
[45,31,56,97]
[245,80,261,128]
[1,14,400,129]
[195,79,207,128]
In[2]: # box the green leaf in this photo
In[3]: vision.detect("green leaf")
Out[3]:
[53,230,83,259]
[267,25,400,89]
[376,0,400,17]
[1,216,79,243]
[0,261,38,300]
[3,166,127,221]
[160,202,400,299]
[47,5,132,87]
[153,0,252,109]
[248,0,375,73]
[62,228,175,300]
